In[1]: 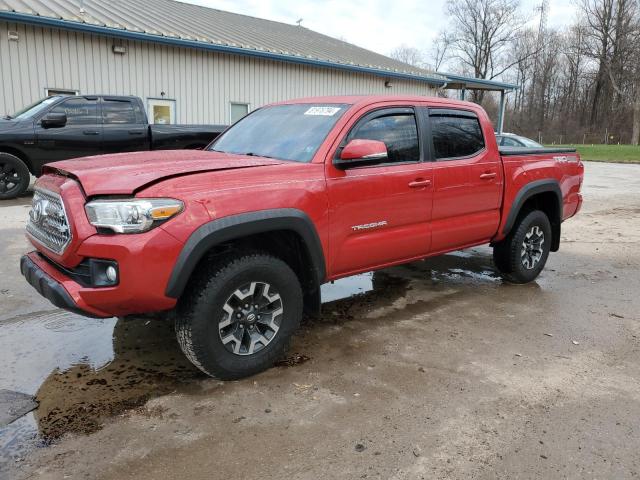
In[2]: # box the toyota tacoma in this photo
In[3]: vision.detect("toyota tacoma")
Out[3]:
[20,95,584,379]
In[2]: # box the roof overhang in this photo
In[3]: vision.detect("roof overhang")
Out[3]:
[438,72,518,91]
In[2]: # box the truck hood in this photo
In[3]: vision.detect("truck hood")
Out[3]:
[0,118,21,129]
[43,150,286,196]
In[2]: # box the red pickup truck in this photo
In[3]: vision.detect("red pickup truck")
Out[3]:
[21,95,584,379]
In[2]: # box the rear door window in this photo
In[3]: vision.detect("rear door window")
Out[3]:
[429,110,485,160]
[102,99,143,124]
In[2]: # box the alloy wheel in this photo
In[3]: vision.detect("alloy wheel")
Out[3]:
[521,225,545,270]
[218,281,283,355]
[0,162,24,196]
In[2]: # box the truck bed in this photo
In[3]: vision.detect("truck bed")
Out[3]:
[150,124,227,150]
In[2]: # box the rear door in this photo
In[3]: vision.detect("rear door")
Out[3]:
[425,108,503,252]
[326,106,433,277]
[101,98,150,154]
[34,96,102,162]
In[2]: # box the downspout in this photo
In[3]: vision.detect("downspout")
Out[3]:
[497,90,507,134]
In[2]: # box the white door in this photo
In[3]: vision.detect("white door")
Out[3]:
[147,99,176,125]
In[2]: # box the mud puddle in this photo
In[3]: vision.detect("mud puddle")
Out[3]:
[0,313,204,467]
[0,248,500,467]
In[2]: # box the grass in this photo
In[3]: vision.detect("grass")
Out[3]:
[545,144,640,163]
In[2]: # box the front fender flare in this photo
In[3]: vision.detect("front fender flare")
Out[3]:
[165,208,326,299]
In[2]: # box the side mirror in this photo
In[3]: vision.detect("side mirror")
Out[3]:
[335,139,388,169]
[41,113,67,129]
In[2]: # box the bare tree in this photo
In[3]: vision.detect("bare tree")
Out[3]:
[444,0,524,102]
[580,1,632,121]
[509,28,538,112]
[428,0,640,143]
[429,32,452,71]
[389,44,424,67]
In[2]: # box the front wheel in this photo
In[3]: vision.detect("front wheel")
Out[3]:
[175,252,303,380]
[493,210,552,284]
[0,153,30,200]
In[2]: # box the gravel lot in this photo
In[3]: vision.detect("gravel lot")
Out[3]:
[1,162,639,479]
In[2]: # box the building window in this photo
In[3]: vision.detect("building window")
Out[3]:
[147,99,176,125]
[230,102,249,123]
[45,88,79,97]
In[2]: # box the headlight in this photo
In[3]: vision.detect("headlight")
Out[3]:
[85,198,183,233]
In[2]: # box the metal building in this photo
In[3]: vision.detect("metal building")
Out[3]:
[0,0,515,126]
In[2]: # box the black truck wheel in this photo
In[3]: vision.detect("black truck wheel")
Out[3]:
[175,252,303,380]
[493,210,552,284]
[0,153,30,200]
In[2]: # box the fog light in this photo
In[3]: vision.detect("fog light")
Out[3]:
[106,265,118,283]
[88,259,119,286]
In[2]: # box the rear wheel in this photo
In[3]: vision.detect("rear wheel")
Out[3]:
[175,252,303,379]
[493,210,552,284]
[0,153,30,200]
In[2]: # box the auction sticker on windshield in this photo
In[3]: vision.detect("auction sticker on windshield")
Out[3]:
[304,106,342,116]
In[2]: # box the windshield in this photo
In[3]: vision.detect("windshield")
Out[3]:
[8,96,60,121]
[518,136,543,148]
[210,103,350,162]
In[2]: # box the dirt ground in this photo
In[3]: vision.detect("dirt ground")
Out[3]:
[1,162,639,479]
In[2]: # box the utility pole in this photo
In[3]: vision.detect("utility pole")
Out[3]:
[537,0,549,41]
[531,0,549,130]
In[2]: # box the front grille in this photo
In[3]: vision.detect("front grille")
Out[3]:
[26,189,72,254]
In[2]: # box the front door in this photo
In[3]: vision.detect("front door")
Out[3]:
[326,107,433,277]
[426,108,503,252]
[35,96,102,163]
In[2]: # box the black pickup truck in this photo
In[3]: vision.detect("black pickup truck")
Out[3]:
[0,95,226,199]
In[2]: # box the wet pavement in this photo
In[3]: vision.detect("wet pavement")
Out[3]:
[1,162,640,479]
[0,253,479,463]
[0,195,502,467]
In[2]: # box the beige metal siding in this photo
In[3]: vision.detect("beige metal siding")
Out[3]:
[0,21,436,123]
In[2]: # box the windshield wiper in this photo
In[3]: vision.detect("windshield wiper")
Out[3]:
[2,115,12,120]
[213,150,276,159]
[242,152,274,159]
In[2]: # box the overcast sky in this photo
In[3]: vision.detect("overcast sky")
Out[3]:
[182,0,579,61]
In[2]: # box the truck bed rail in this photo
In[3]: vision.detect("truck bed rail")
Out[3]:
[499,146,577,156]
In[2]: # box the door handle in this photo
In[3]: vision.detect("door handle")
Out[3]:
[83,130,100,136]
[408,179,432,188]
[128,130,145,135]
[480,172,497,180]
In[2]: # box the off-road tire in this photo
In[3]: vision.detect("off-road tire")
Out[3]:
[175,252,303,380]
[493,210,552,284]
[0,152,30,200]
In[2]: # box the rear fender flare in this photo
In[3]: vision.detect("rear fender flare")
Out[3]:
[165,208,326,298]
[502,179,562,250]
